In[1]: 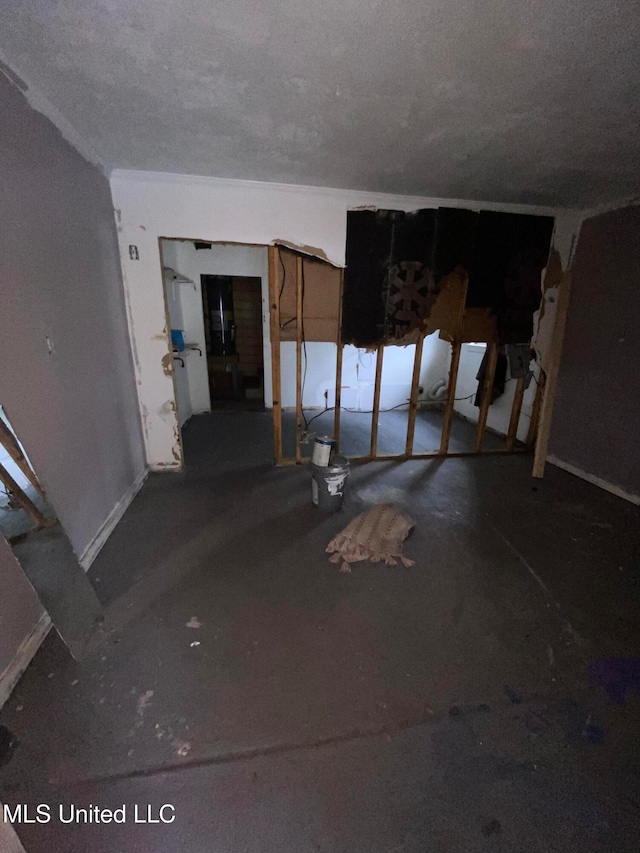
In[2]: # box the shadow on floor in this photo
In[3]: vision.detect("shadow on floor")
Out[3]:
[1,411,639,852]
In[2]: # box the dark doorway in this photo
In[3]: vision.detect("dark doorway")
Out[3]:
[201,275,264,402]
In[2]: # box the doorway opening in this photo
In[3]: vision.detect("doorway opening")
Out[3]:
[159,239,271,464]
[201,274,264,404]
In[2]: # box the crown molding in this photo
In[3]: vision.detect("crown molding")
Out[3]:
[110,169,575,218]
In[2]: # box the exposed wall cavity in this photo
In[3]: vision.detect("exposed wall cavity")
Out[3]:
[342,208,554,349]
[111,170,566,469]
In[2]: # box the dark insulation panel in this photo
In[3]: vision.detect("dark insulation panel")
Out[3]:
[343,209,437,345]
[343,208,554,346]
[469,211,554,343]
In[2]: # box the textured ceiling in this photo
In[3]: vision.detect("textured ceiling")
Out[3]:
[1,0,639,208]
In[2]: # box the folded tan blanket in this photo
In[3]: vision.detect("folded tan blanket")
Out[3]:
[326,503,415,573]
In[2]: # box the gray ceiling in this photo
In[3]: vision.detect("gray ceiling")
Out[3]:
[2,0,639,208]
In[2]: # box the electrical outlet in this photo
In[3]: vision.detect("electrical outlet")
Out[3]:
[129,245,139,260]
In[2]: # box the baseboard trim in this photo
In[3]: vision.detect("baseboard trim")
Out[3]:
[0,612,51,710]
[548,455,640,506]
[79,467,149,570]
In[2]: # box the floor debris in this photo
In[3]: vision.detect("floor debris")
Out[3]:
[186,616,202,628]
[0,725,18,768]
[173,739,191,757]
[326,503,415,573]
[136,690,154,715]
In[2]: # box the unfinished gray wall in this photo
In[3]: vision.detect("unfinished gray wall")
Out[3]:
[550,204,640,498]
[0,71,145,678]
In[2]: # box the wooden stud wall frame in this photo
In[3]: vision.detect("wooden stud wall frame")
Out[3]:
[405,334,425,457]
[295,255,304,463]
[439,272,469,454]
[370,346,384,458]
[334,270,345,454]
[268,245,543,469]
[267,246,283,465]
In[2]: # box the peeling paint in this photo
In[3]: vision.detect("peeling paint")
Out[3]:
[171,422,182,464]
[273,239,340,267]
[122,276,141,370]
[161,352,173,376]
[532,249,565,372]
[159,399,176,417]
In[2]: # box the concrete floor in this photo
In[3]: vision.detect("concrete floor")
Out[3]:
[283,407,504,459]
[1,411,640,852]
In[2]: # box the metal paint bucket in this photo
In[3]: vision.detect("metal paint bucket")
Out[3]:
[311,435,335,467]
[311,456,350,512]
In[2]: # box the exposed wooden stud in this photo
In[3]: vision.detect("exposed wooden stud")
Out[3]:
[333,269,345,453]
[295,255,304,463]
[474,342,499,453]
[533,270,572,477]
[505,376,526,451]
[439,271,469,455]
[267,246,283,465]
[334,344,343,453]
[0,462,51,528]
[440,342,462,454]
[405,334,425,457]
[370,345,384,458]
[526,371,545,447]
[0,420,45,498]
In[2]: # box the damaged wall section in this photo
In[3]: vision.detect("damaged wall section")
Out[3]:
[110,170,565,469]
[342,208,554,350]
